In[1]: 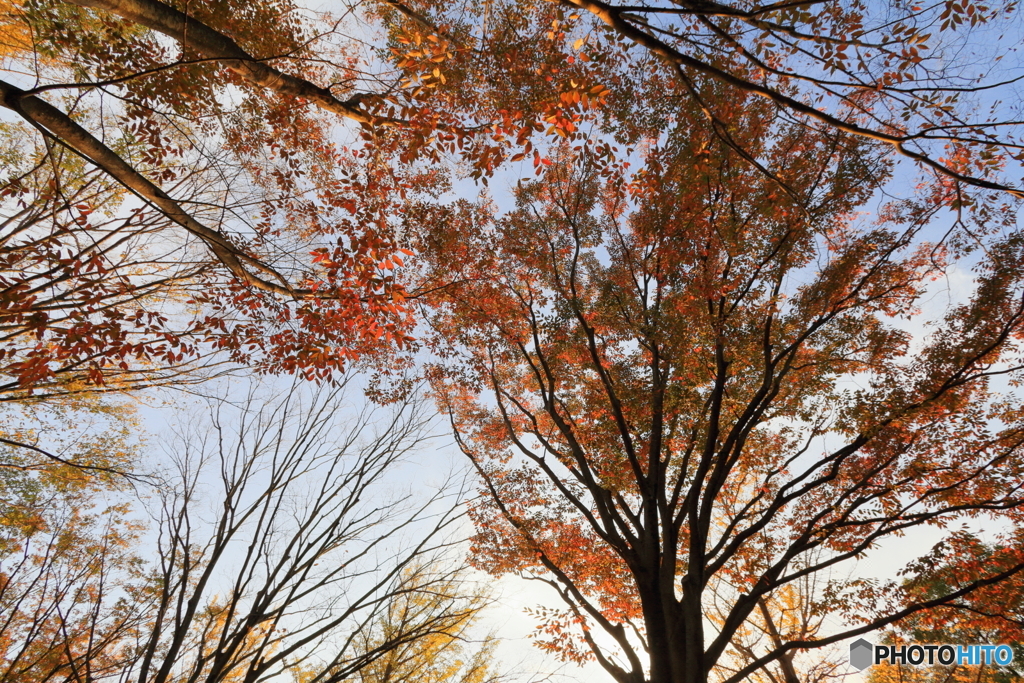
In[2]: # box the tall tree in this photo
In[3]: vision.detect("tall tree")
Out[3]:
[0,380,489,683]
[417,99,1024,683]
[125,381,468,683]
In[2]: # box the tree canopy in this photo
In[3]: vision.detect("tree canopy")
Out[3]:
[418,103,1024,682]
[3,0,1024,391]
[3,1,1024,683]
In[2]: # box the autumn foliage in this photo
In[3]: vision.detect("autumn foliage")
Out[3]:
[417,92,1024,682]
[4,0,1024,393]
[3,0,1024,682]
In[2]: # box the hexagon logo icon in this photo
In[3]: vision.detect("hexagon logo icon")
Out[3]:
[850,638,874,670]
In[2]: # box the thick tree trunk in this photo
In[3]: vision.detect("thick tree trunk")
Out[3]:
[639,576,676,683]
[679,585,706,683]
[639,575,706,683]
